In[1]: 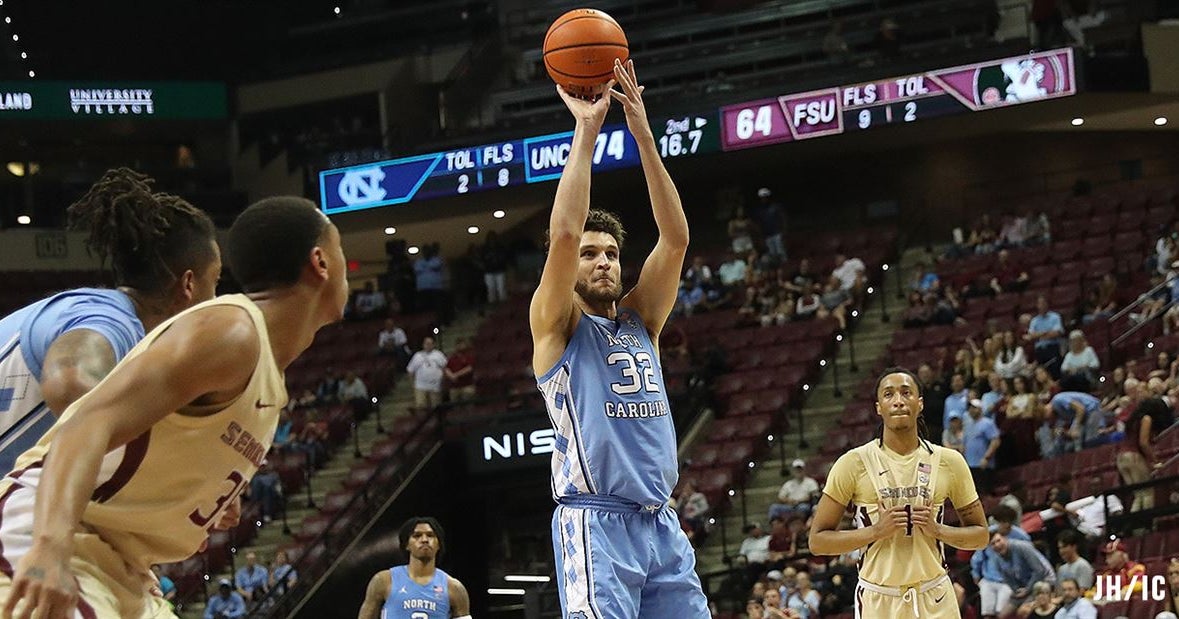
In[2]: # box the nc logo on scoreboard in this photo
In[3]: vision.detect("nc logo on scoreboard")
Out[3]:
[337,166,387,206]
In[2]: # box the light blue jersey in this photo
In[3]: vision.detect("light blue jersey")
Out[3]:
[0,288,142,473]
[536,308,678,510]
[384,566,450,619]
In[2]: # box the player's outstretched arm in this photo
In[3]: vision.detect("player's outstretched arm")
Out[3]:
[530,83,613,374]
[449,577,471,618]
[3,306,259,619]
[613,59,689,339]
[357,570,391,619]
[38,329,117,417]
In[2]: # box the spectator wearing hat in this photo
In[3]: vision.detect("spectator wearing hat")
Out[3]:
[964,397,1001,491]
[1098,539,1146,598]
[754,188,787,259]
[1054,579,1095,619]
[205,579,246,619]
[942,411,966,454]
[1060,330,1100,387]
[768,460,820,521]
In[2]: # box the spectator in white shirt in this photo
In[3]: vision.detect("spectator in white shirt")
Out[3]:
[717,252,749,288]
[406,335,448,410]
[377,318,410,365]
[768,459,820,521]
[993,331,1029,379]
[1060,330,1100,385]
[739,522,772,568]
[832,254,865,290]
[337,371,369,402]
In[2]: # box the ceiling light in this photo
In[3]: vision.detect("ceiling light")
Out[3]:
[467,226,479,234]
[27,70,34,78]
[333,6,341,14]
[20,52,27,60]
[16,215,31,225]
[487,588,526,596]
[504,575,551,583]
[1070,118,1083,126]
[11,34,17,42]
[4,17,10,24]
[383,227,396,235]
[408,246,420,255]
[1155,117,1168,126]
[492,210,505,219]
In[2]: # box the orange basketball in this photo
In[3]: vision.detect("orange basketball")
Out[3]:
[543,8,629,99]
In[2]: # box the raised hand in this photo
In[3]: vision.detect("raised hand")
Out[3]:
[609,59,652,140]
[557,80,615,129]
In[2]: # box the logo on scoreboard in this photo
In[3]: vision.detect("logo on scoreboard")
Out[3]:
[0,91,33,111]
[337,166,388,206]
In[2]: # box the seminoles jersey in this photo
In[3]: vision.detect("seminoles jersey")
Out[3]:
[536,308,678,509]
[0,289,143,474]
[823,440,978,586]
[384,566,451,619]
[1,294,286,569]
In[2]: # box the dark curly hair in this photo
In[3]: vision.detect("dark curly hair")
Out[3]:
[67,167,216,292]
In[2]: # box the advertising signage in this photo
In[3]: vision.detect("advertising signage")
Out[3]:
[0,81,227,120]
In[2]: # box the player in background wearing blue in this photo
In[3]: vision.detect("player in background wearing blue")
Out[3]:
[357,517,471,619]
[0,168,220,473]
[531,59,709,619]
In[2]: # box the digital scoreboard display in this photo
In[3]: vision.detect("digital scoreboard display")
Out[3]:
[319,48,1074,215]
[720,48,1075,151]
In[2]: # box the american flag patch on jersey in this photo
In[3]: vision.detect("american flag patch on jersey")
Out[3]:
[918,462,931,474]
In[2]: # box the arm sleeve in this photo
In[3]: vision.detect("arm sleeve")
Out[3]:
[970,550,984,581]
[943,449,981,508]
[1076,562,1094,590]
[407,354,421,373]
[22,292,143,376]
[821,452,861,506]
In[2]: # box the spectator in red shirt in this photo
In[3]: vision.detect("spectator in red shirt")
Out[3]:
[990,249,1029,294]
[444,337,476,402]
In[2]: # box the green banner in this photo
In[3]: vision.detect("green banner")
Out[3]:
[0,81,227,120]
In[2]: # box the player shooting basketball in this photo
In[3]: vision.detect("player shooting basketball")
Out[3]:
[530,58,708,618]
[810,368,990,618]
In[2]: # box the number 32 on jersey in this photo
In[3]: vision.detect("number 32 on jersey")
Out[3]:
[607,351,661,395]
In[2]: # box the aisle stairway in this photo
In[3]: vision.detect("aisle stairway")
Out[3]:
[178,314,481,618]
[693,261,910,578]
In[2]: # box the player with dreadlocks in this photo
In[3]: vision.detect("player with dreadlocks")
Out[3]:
[0,167,219,472]
[810,367,989,618]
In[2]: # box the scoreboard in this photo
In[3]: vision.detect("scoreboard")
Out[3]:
[720,48,1075,151]
[320,112,719,214]
[320,48,1075,215]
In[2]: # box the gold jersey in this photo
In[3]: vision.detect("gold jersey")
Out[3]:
[1,294,286,570]
[823,440,978,587]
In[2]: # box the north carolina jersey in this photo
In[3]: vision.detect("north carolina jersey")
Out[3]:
[823,440,978,587]
[0,294,286,569]
[0,288,143,474]
[384,566,451,619]
[537,309,678,509]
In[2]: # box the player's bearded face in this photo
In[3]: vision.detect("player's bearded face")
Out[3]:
[575,233,623,304]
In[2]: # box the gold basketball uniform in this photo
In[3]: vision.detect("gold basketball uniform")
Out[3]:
[0,295,286,619]
[823,440,978,619]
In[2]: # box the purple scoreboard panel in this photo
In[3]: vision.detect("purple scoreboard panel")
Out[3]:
[720,48,1076,151]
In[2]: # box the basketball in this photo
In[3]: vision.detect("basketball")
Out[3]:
[543,8,629,99]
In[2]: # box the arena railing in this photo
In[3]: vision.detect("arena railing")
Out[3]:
[244,410,445,618]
